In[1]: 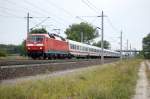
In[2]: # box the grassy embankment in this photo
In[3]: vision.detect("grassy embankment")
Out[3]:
[0,59,141,99]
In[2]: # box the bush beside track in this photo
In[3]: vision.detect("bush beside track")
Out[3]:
[0,59,141,99]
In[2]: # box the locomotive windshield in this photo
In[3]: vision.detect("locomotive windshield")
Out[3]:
[28,35,44,42]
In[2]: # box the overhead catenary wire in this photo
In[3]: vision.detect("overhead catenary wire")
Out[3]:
[106,17,120,33]
[22,0,71,25]
[0,6,26,15]
[85,0,100,11]
[3,0,70,28]
[4,0,69,25]
[31,17,50,29]
[43,0,74,18]
[81,0,99,14]
[0,13,22,19]
[0,10,24,19]
[4,0,45,16]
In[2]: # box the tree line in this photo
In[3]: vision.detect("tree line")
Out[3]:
[0,42,27,57]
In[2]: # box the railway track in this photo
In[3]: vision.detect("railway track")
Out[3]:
[0,58,119,81]
[0,59,102,66]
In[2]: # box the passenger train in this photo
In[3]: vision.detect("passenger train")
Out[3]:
[26,33,120,59]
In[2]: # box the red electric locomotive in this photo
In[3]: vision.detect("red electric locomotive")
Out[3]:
[26,33,70,59]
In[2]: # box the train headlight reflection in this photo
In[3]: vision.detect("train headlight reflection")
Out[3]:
[40,47,42,49]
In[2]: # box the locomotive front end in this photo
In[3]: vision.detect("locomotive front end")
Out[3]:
[26,34,45,58]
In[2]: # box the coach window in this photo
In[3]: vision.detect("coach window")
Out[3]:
[83,47,86,51]
[80,46,82,51]
[70,44,73,49]
[89,48,92,52]
[96,50,98,53]
[86,47,88,51]
[75,45,77,50]
[73,45,75,50]
[82,47,84,51]
[81,46,83,51]
[72,44,74,49]
[76,45,78,50]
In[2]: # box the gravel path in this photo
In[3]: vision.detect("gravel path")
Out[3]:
[132,61,150,99]
[146,60,150,69]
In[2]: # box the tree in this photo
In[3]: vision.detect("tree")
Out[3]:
[93,40,111,49]
[142,33,150,59]
[0,44,20,55]
[30,28,48,34]
[0,49,7,57]
[65,22,99,43]
[18,40,27,56]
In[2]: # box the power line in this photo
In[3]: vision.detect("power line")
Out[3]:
[4,0,70,26]
[81,0,99,13]
[31,17,50,29]
[0,6,25,14]
[76,16,88,22]
[0,10,24,19]
[3,0,79,28]
[106,17,120,33]
[85,0,100,11]
[44,0,74,18]
[76,16,100,28]
[4,0,69,27]
[0,13,22,19]
[22,0,71,25]
[4,0,47,17]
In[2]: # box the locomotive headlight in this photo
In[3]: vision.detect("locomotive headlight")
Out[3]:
[28,47,30,50]
[40,47,42,49]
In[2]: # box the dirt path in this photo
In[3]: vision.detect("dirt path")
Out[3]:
[132,61,150,99]
[146,60,150,69]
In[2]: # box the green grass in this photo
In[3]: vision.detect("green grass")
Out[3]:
[0,59,141,99]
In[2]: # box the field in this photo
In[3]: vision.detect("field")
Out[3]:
[0,59,141,99]
[0,55,28,60]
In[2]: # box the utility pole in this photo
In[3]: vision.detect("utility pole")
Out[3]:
[120,31,123,61]
[127,39,129,58]
[25,13,50,37]
[101,11,104,64]
[76,11,106,64]
[130,44,132,57]
[27,12,29,36]
[26,13,33,37]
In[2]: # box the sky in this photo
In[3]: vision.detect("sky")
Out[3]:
[0,0,150,50]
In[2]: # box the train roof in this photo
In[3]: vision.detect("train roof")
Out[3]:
[29,33,50,37]
[29,33,66,41]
